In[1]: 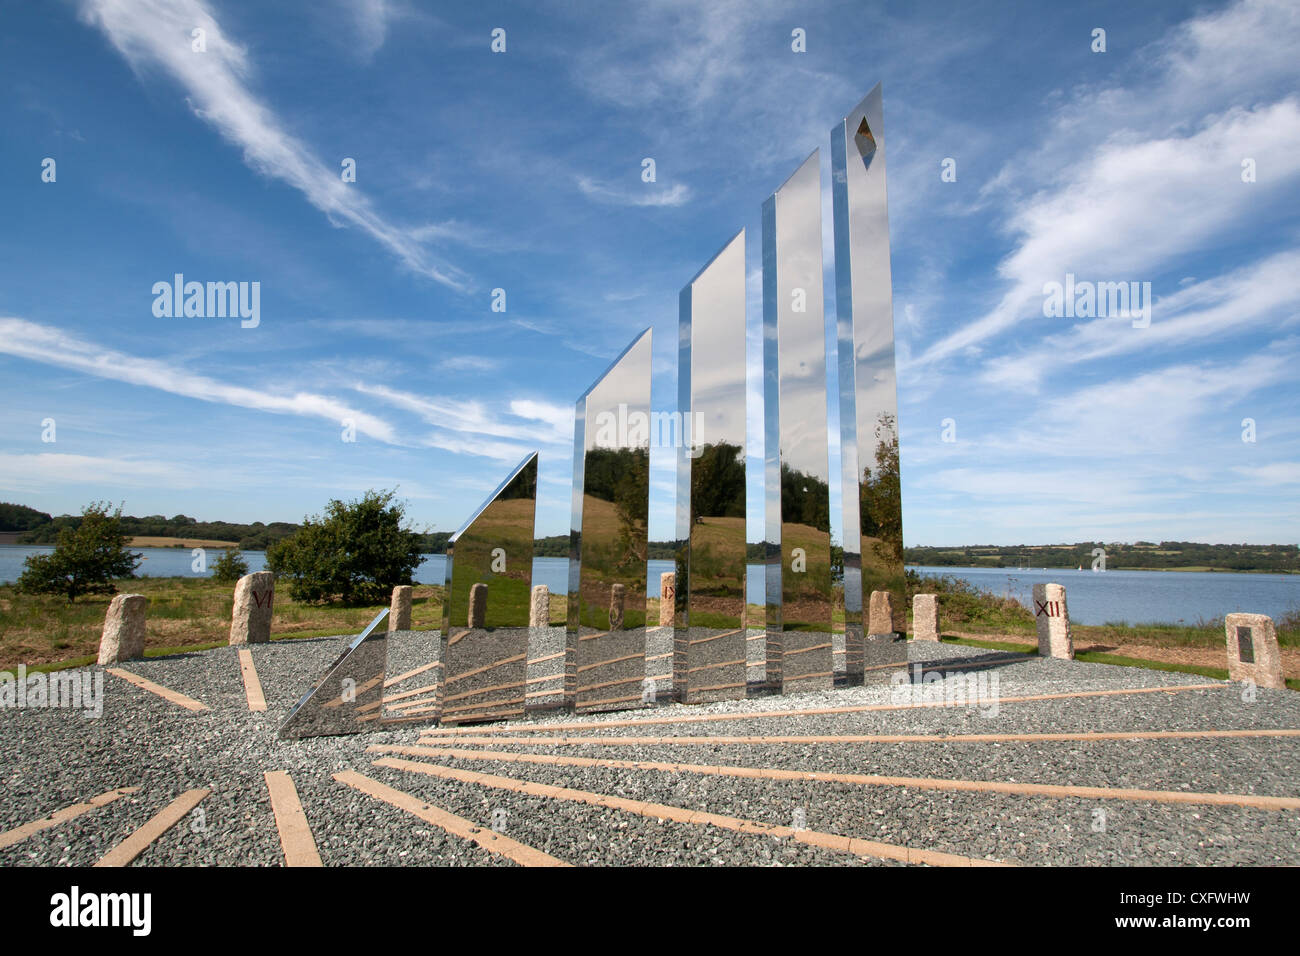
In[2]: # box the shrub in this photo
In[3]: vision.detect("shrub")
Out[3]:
[211,549,250,584]
[266,489,423,604]
[16,501,140,603]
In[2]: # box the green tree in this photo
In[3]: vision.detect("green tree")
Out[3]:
[211,548,250,584]
[860,413,903,566]
[17,501,141,602]
[266,489,423,603]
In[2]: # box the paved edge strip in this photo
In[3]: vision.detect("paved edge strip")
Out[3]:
[332,770,569,867]
[373,756,1005,867]
[105,667,209,712]
[238,649,267,712]
[93,789,211,867]
[416,682,1225,737]
[421,728,1300,747]
[264,771,323,867]
[0,787,140,850]
[377,745,1300,812]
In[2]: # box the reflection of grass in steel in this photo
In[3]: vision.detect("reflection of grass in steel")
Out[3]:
[446,497,535,629]
[574,495,647,631]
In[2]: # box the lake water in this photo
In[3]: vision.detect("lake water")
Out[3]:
[911,565,1299,627]
[2,546,1295,626]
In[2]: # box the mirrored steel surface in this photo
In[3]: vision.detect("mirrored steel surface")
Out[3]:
[567,329,652,713]
[438,452,538,724]
[279,607,389,738]
[832,84,906,679]
[674,231,747,704]
[763,150,834,694]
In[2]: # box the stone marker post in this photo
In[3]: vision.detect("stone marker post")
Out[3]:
[1032,582,1073,659]
[230,571,274,645]
[389,585,413,632]
[98,594,147,665]
[1224,613,1284,689]
[609,583,626,631]
[913,593,939,641]
[659,572,676,627]
[868,590,896,636]
[530,585,550,628]
[468,583,488,628]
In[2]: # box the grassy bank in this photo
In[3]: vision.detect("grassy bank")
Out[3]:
[4,572,1297,686]
[0,577,453,670]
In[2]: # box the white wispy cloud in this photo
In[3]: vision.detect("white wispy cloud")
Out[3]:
[0,317,397,441]
[576,176,692,208]
[0,452,199,493]
[438,355,501,373]
[913,97,1300,369]
[355,384,572,450]
[982,249,1300,391]
[79,0,471,290]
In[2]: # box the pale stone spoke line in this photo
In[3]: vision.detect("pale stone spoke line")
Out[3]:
[375,745,1300,812]
[332,770,569,867]
[417,682,1225,737]
[238,649,266,712]
[0,787,139,850]
[417,728,1300,748]
[105,667,209,712]
[264,771,323,867]
[373,756,1006,867]
[93,789,211,867]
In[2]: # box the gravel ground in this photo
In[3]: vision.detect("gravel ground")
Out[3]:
[1,635,1296,866]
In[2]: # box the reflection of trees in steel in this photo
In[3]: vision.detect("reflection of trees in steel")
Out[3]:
[495,463,536,501]
[860,413,901,566]
[780,463,830,533]
[689,441,745,525]
[582,446,649,573]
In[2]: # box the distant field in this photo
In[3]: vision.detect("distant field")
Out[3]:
[128,536,241,549]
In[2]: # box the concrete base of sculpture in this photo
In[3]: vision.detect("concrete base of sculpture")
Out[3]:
[1225,613,1284,689]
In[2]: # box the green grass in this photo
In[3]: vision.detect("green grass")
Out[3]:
[0,576,445,669]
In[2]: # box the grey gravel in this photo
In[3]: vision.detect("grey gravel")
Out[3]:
[1,635,1296,866]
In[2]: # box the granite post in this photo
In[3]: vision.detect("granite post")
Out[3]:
[659,573,676,627]
[1224,613,1284,689]
[97,594,147,665]
[468,583,488,629]
[388,585,412,631]
[610,583,626,631]
[913,593,939,642]
[868,589,896,636]
[530,585,550,628]
[230,571,274,645]
[1032,582,1074,660]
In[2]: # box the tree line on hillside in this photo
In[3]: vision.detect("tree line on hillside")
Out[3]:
[1,501,452,552]
[905,542,1299,573]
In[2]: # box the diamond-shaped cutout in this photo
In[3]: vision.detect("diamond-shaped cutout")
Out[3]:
[855,116,877,155]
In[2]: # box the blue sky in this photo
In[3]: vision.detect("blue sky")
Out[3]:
[1,0,1297,547]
